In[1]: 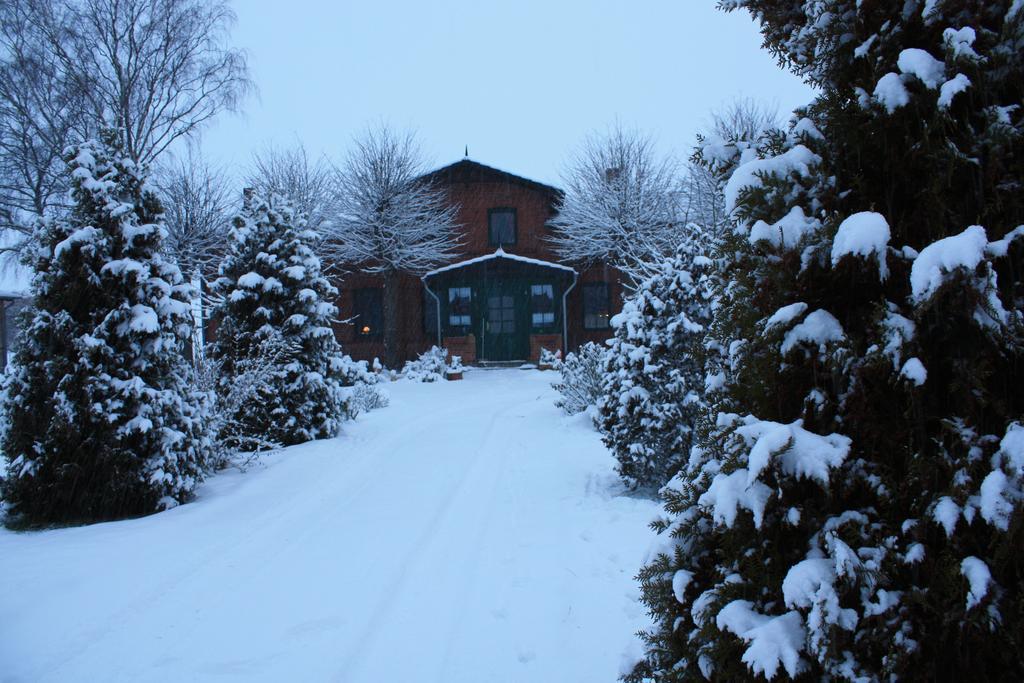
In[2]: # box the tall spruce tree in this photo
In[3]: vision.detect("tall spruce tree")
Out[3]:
[1,132,211,525]
[599,233,714,491]
[210,192,347,450]
[627,2,1024,681]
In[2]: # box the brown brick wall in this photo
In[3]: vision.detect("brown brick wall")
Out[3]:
[529,334,563,364]
[443,335,477,365]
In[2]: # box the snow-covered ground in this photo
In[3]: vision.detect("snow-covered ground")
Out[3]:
[1,369,659,682]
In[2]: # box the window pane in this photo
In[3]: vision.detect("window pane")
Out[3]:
[448,287,472,327]
[530,284,555,328]
[583,283,611,330]
[489,209,516,245]
[354,288,382,336]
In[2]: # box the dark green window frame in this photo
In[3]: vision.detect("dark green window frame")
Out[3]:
[488,207,517,247]
[582,282,611,330]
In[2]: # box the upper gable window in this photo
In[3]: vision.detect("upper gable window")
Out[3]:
[488,208,517,247]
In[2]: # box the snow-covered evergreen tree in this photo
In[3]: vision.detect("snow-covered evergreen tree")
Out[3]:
[598,232,713,491]
[627,2,1024,680]
[210,192,348,451]
[1,132,211,525]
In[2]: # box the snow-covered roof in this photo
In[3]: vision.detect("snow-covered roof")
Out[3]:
[423,248,577,279]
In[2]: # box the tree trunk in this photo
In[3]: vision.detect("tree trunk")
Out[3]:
[382,270,401,369]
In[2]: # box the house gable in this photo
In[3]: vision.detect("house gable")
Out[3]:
[424,159,563,263]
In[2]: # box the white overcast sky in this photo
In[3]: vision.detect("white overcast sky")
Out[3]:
[201,0,814,187]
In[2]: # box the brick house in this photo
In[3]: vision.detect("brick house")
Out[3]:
[334,159,624,365]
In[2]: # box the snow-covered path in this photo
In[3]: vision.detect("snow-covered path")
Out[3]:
[1,370,659,682]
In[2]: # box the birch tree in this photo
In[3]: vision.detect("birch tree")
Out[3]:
[332,125,461,368]
[0,0,251,250]
[548,124,681,287]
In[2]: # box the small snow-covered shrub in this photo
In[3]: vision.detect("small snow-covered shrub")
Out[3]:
[553,342,605,416]
[336,354,380,387]
[538,347,562,369]
[446,355,464,376]
[402,346,449,382]
[348,383,389,417]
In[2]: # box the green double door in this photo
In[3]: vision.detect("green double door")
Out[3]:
[478,280,529,361]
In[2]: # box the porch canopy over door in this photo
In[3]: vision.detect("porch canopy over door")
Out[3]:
[422,249,576,362]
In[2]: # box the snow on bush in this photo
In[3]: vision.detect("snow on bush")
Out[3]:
[748,206,820,250]
[910,225,988,302]
[401,346,451,383]
[723,145,821,219]
[779,309,845,356]
[598,239,713,489]
[897,48,946,89]
[626,2,1024,680]
[553,342,605,417]
[538,347,562,369]
[831,211,891,279]
[874,72,911,113]
[210,193,349,451]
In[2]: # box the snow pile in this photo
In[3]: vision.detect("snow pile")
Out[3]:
[831,211,891,278]
[716,602,806,679]
[960,557,991,610]
[900,357,927,386]
[780,309,845,355]
[938,74,971,108]
[910,225,988,302]
[897,49,946,89]
[724,145,821,217]
[874,73,910,113]
[749,206,820,250]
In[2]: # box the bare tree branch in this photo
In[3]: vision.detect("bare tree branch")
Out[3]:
[152,146,234,281]
[330,124,461,275]
[548,123,682,287]
[329,123,462,368]
[0,0,252,250]
[247,143,336,237]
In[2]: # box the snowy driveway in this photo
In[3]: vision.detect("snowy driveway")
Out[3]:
[1,369,659,682]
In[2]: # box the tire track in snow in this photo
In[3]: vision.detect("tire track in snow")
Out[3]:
[334,387,529,682]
